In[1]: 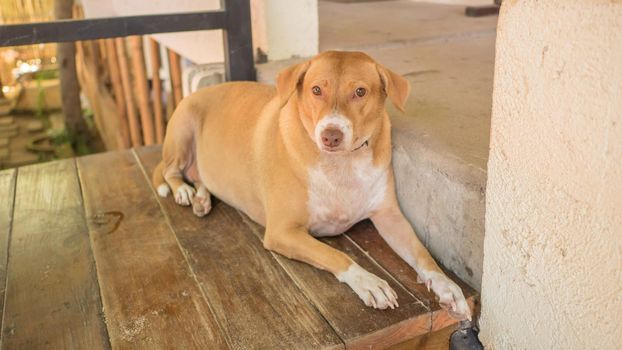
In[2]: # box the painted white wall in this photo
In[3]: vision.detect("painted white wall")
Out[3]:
[480,1,622,349]
[81,0,318,64]
[260,0,318,60]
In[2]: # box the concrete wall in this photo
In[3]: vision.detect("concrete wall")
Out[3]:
[479,1,622,349]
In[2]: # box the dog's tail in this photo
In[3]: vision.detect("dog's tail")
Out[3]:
[152,161,171,198]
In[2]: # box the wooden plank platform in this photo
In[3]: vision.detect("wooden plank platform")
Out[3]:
[0,146,478,349]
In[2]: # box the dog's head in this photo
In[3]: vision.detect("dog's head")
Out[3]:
[277,51,409,153]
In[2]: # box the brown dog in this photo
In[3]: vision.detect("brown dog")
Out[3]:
[153,51,471,319]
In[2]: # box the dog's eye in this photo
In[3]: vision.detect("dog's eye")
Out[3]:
[312,86,322,96]
[355,87,366,97]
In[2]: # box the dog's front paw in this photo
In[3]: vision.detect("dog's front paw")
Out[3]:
[337,263,398,310]
[175,184,195,206]
[420,271,471,321]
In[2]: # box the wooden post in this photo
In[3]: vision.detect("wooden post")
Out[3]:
[223,0,255,81]
[149,38,165,143]
[115,38,142,147]
[129,36,155,145]
[105,39,130,149]
[167,48,183,108]
[55,0,88,136]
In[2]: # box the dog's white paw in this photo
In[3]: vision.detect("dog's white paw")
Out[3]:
[337,263,398,310]
[420,271,471,321]
[174,184,195,206]
[157,184,171,198]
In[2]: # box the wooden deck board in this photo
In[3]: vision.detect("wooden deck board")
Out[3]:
[2,160,109,349]
[77,151,228,349]
[0,146,478,349]
[240,213,432,349]
[136,146,344,350]
[0,168,16,337]
[346,221,479,331]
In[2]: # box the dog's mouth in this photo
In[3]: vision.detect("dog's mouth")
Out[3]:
[321,146,345,153]
[319,139,368,154]
[351,140,369,152]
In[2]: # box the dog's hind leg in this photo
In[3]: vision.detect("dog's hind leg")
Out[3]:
[152,160,171,198]
[159,102,200,207]
[162,163,195,206]
[192,182,212,217]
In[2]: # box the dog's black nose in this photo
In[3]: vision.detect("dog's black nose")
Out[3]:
[321,128,344,148]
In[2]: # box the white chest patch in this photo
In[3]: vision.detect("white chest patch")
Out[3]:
[307,152,387,236]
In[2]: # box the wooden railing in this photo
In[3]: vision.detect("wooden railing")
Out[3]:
[0,0,255,150]
[0,0,255,81]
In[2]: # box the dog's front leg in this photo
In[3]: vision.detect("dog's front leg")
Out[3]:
[264,225,399,309]
[371,203,472,320]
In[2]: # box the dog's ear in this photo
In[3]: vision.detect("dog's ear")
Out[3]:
[276,60,311,107]
[377,64,410,112]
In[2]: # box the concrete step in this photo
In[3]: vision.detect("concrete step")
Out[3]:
[256,0,495,289]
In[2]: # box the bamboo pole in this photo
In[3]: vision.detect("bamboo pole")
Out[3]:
[115,37,142,147]
[98,39,107,62]
[167,48,183,108]
[105,39,130,149]
[128,36,155,145]
[149,38,165,143]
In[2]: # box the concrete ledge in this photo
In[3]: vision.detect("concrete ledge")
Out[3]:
[381,37,494,289]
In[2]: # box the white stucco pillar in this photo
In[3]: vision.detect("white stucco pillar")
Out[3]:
[480,1,622,349]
